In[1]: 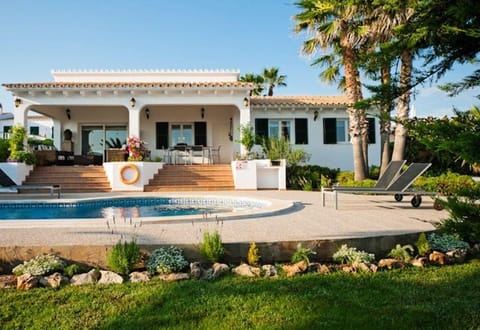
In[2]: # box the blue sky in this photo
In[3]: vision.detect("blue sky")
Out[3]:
[0,0,477,117]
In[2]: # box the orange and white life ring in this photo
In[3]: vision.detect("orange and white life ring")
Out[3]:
[119,164,140,185]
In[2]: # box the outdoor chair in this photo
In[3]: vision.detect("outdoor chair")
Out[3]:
[191,145,206,164]
[322,162,435,209]
[173,144,191,165]
[210,145,221,164]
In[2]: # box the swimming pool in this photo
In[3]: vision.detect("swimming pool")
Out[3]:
[0,196,270,220]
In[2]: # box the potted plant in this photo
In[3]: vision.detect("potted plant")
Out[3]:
[236,123,256,159]
[7,125,36,165]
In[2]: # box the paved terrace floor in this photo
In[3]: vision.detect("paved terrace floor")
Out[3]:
[0,191,445,247]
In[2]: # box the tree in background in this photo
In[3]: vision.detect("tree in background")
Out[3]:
[239,73,265,96]
[262,67,287,96]
[294,0,370,180]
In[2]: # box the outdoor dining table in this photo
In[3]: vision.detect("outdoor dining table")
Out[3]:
[163,145,213,164]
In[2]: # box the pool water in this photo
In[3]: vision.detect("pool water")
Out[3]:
[0,197,264,220]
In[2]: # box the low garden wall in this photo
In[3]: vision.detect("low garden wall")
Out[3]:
[0,232,429,273]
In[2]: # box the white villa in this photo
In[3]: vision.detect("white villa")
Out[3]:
[2,69,380,167]
[1,69,380,190]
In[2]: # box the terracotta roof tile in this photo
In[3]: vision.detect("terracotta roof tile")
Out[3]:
[2,81,254,89]
[251,95,349,106]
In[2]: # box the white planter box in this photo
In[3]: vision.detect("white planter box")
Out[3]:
[0,162,33,185]
[231,159,286,190]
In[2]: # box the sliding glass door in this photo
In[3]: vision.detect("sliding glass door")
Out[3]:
[81,125,127,160]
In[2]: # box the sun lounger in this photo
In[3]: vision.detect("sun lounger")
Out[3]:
[322,163,434,209]
[13,185,61,198]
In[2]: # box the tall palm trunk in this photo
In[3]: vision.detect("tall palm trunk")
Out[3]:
[392,49,413,161]
[341,37,367,181]
[380,66,392,175]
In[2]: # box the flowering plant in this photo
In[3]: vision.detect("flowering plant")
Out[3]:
[126,136,147,161]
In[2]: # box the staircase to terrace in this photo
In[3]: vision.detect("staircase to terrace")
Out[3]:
[145,164,234,191]
[22,166,111,193]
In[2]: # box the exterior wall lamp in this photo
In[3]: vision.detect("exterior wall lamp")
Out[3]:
[15,98,22,108]
[66,108,71,120]
[201,107,205,119]
[243,97,249,108]
[130,97,136,108]
[314,110,319,121]
[145,108,150,119]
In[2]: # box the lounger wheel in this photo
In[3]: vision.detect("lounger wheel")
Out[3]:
[411,195,422,208]
[394,194,403,202]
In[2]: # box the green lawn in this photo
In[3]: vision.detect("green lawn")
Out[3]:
[1,261,479,329]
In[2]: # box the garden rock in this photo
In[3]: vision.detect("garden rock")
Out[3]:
[212,263,229,279]
[129,271,151,283]
[98,270,124,285]
[70,269,101,286]
[429,251,448,266]
[158,273,189,282]
[190,262,211,280]
[446,249,467,264]
[411,257,427,267]
[17,273,39,290]
[282,261,308,277]
[40,272,69,288]
[378,258,406,270]
[262,264,278,277]
[233,263,260,277]
[0,275,18,288]
[470,243,480,254]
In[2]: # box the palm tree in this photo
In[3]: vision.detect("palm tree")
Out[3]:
[362,3,415,174]
[262,67,287,96]
[294,0,370,180]
[239,73,265,96]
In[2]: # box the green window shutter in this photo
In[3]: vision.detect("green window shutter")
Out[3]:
[323,118,337,144]
[367,117,376,144]
[295,118,308,144]
[255,118,268,144]
[194,122,207,146]
[156,122,169,149]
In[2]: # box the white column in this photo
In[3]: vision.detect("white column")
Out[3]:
[52,119,62,150]
[128,107,141,138]
[238,98,251,155]
[13,103,28,127]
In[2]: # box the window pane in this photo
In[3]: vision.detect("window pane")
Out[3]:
[30,126,39,135]
[183,124,193,145]
[281,121,290,140]
[268,121,279,138]
[171,125,181,145]
[336,120,344,142]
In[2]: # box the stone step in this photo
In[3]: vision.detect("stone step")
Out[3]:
[23,165,112,192]
[145,164,234,191]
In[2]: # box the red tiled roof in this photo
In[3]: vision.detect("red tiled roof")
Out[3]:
[2,81,254,89]
[251,95,350,106]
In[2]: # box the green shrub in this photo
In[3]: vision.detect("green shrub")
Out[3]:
[63,264,82,278]
[414,172,476,195]
[388,244,414,262]
[261,136,310,167]
[28,137,54,148]
[415,232,431,256]
[247,242,260,267]
[335,171,376,188]
[435,184,480,244]
[12,254,66,276]
[146,246,189,275]
[106,239,140,275]
[287,165,339,190]
[291,243,316,265]
[332,244,375,265]
[427,233,470,252]
[199,229,225,263]
[0,139,9,162]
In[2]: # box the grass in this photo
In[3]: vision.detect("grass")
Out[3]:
[1,260,479,329]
